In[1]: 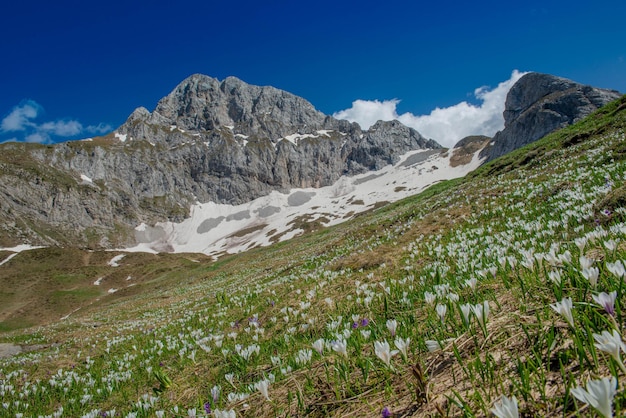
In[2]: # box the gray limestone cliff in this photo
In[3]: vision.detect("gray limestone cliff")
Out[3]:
[114,74,440,204]
[481,73,621,162]
[0,74,439,248]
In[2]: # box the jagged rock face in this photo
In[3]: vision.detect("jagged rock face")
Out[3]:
[150,75,334,139]
[115,74,439,204]
[0,74,440,248]
[481,72,621,161]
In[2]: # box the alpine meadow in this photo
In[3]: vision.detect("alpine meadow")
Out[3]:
[2,73,626,417]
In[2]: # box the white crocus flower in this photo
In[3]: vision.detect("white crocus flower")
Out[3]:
[464,277,478,290]
[580,255,594,270]
[394,337,410,361]
[224,373,235,386]
[581,267,599,288]
[386,319,398,337]
[330,339,348,357]
[424,291,436,304]
[571,376,617,418]
[460,303,472,326]
[214,409,237,418]
[447,292,459,303]
[491,395,519,418]
[425,340,441,352]
[592,291,617,317]
[374,340,398,368]
[254,379,271,401]
[547,270,562,285]
[604,239,618,252]
[425,339,455,352]
[550,297,575,328]
[471,301,490,329]
[593,329,626,373]
[436,304,447,323]
[312,338,325,355]
[606,260,625,278]
[575,237,588,253]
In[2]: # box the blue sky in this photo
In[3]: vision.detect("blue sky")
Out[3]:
[1,0,624,146]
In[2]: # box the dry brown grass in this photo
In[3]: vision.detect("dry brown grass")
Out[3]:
[449,137,491,168]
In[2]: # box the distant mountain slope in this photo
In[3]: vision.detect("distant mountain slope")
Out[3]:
[0,75,440,249]
[0,73,620,252]
[128,146,483,256]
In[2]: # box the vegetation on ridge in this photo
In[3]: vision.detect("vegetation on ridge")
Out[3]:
[1,95,626,417]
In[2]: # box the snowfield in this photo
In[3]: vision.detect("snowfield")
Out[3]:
[125,147,485,257]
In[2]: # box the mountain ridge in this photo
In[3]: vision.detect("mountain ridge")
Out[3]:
[0,72,621,252]
[0,75,441,249]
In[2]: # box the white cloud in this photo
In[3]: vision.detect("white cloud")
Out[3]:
[40,120,83,137]
[1,100,41,132]
[333,99,401,132]
[86,123,113,134]
[25,132,49,143]
[0,100,112,143]
[333,70,528,148]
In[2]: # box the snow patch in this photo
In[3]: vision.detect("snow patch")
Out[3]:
[0,244,45,253]
[235,134,249,147]
[280,131,334,145]
[123,145,486,257]
[60,307,82,320]
[114,133,127,142]
[108,254,125,267]
[282,133,314,145]
[93,277,104,286]
[0,253,18,267]
[80,174,93,183]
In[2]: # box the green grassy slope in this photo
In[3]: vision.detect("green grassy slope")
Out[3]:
[1,95,626,417]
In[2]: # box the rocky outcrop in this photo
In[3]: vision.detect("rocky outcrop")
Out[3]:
[450,135,491,167]
[481,73,622,161]
[110,74,439,205]
[144,74,335,139]
[0,74,440,248]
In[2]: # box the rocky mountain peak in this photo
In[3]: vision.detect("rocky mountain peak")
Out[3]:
[0,74,446,248]
[144,74,331,139]
[481,72,621,161]
[502,73,580,125]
